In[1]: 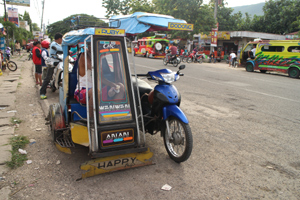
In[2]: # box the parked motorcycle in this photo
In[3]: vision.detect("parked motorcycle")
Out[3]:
[45,47,74,92]
[134,65,193,162]
[187,53,203,63]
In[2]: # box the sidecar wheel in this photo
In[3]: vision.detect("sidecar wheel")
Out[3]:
[163,117,193,163]
[49,103,66,142]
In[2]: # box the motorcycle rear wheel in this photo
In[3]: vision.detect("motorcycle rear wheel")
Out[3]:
[163,117,193,163]
[172,59,178,67]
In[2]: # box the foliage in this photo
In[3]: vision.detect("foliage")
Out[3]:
[47,14,106,39]
[103,0,154,18]
[22,11,32,32]
[32,23,41,31]
[251,0,300,34]
[6,135,29,169]
[152,0,215,39]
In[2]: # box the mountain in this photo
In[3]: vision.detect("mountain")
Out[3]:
[231,2,264,17]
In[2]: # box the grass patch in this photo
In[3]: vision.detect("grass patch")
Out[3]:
[11,117,22,125]
[6,135,29,169]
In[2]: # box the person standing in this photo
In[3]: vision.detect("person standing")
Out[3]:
[229,51,237,67]
[15,41,21,56]
[41,40,50,80]
[40,33,63,99]
[32,41,42,86]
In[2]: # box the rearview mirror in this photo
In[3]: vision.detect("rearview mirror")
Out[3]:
[179,65,185,70]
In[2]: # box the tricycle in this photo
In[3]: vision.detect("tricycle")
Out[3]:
[48,15,193,178]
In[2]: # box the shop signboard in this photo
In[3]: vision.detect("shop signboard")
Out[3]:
[7,7,19,27]
[6,0,30,7]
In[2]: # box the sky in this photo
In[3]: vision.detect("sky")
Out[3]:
[2,0,267,28]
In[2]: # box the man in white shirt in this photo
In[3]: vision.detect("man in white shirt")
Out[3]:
[248,44,256,59]
[229,52,236,67]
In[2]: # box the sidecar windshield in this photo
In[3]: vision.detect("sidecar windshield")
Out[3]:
[97,40,132,124]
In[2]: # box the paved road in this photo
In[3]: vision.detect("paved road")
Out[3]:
[39,55,300,199]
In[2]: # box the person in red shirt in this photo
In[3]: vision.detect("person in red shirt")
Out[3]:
[32,41,42,86]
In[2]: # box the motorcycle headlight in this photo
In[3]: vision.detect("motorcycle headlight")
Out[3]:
[160,72,176,83]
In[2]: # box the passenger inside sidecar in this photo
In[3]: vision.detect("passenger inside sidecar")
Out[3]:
[68,40,132,123]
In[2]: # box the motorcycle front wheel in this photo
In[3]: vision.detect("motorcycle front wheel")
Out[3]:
[163,117,193,163]
[163,57,168,65]
[187,57,192,63]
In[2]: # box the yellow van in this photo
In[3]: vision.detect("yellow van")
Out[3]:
[242,40,300,78]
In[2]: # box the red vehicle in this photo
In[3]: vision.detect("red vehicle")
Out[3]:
[133,35,169,58]
[199,45,224,62]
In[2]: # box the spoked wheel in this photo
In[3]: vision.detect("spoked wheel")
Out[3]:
[172,59,179,67]
[198,58,203,64]
[182,57,187,63]
[163,57,168,65]
[7,61,17,71]
[163,117,193,163]
[187,57,192,63]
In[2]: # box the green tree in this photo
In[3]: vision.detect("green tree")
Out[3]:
[102,0,131,18]
[103,0,154,18]
[22,11,32,32]
[46,14,106,39]
[251,0,300,34]
[32,23,41,31]
[153,0,215,39]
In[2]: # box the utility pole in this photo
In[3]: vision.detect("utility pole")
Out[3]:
[41,0,45,31]
[214,0,218,20]
[4,0,7,21]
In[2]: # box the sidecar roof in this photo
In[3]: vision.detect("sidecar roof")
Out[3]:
[62,27,125,46]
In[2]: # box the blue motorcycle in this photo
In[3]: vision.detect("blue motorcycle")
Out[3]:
[133,65,193,162]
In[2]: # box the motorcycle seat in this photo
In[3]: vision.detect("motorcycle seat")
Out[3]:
[131,77,153,97]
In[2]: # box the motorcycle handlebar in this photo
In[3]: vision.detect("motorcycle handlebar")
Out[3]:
[136,74,149,77]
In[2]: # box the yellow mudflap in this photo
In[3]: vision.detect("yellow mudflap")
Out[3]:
[55,143,72,154]
[81,148,153,178]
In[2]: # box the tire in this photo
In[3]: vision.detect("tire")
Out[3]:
[49,103,66,142]
[182,57,187,63]
[7,61,17,72]
[198,58,203,64]
[172,59,179,67]
[187,57,192,63]
[163,117,193,163]
[260,70,267,73]
[288,67,300,78]
[246,63,254,72]
[163,57,168,65]
[146,51,149,58]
